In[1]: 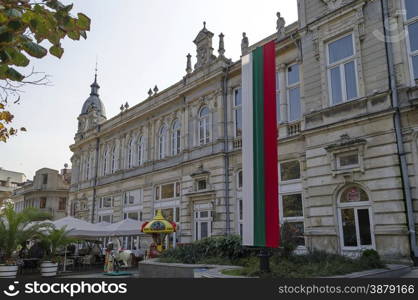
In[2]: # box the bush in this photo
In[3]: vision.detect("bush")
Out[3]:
[359,249,384,269]
[160,235,251,264]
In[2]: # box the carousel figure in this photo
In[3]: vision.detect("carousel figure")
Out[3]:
[141,210,177,257]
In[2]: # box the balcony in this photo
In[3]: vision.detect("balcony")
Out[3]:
[287,122,301,137]
[233,137,242,150]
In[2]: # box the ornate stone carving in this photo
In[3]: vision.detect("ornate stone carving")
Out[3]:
[276,12,286,38]
[321,0,344,11]
[241,32,249,56]
[218,33,225,57]
[193,22,216,70]
[186,53,192,74]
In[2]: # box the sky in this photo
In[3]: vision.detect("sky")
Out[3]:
[0,0,298,180]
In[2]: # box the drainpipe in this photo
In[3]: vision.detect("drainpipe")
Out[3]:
[222,66,231,235]
[381,0,418,259]
[91,125,101,224]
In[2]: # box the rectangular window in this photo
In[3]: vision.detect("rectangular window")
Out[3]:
[155,182,180,200]
[197,179,207,191]
[100,196,113,209]
[287,64,301,122]
[100,215,113,223]
[124,189,142,206]
[124,212,139,221]
[276,72,281,123]
[42,174,48,185]
[405,0,418,20]
[40,197,47,209]
[280,161,301,181]
[237,171,243,189]
[337,152,359,169]
[58,198,67,211]
[239,199,243,221]
[327,34,358,104]
[282,194,303,218]
[234,88,242,137]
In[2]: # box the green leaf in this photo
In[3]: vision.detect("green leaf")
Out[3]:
[67,30,80,41]
[4,47,29,67]
[6,67,24,81]
[77,13,90,31]
[0,65,8,79]
[21,41,47,58]
[49,45,64,58]
[0,12,7,24]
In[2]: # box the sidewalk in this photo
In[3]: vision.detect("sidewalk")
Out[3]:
[402,268,418,278]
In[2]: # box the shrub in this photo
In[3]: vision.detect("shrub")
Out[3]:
[359,249,384,269]
[160,235,250,264]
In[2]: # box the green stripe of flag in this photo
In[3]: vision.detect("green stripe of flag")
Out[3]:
[252,47,266,247]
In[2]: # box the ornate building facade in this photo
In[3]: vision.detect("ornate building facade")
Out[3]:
[69,0,418,262]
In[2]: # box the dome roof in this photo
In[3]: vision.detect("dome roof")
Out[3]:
[80,75,106,118]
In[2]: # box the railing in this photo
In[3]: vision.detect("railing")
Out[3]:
[287,122,301,137]
[233,137,242,150]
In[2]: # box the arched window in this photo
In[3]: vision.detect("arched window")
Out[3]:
[338,186,374,250]
[111,147,116,173]
[172,120,181,156]
[138,136,145,166]
[127,138,134,169]
[103,149,108,175]
[199,106,210,145]
[158,126,167,159]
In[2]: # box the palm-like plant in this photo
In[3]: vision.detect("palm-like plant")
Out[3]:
[0,201,52,265]
[39,227,77,263]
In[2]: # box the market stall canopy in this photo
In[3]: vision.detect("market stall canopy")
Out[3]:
[52,217,107,238]
[104,219,143,236]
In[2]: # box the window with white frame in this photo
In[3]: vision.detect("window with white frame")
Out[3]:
[327,34,359,105]
[156,207,180,223]
[195,210,213,240]
[280,160,301,182]
[158,125,167,159]
[155,182,180,201]
[238,199,243,238]
[338,186,374,250]
[124,211,142,221]
[138,136,145,166]
[276,71,281,123]
[85,154,90,180]
[336,151,359,170]
[172,120,181,156]
[287,64,301,122]
[110,147,116,173]
[99,196,114,209]
[198,106,210,145]
[280,193,305,246]
[127,138,134,169]
[99,215,113,223]
[233,88,242,137]
[124,189,142,206]
[103,149,108,175]
[405,0,418,82]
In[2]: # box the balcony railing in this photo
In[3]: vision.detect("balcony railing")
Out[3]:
[287,122,301,137]
[233,137,242,150]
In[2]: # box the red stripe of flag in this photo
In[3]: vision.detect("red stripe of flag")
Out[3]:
[262,41,280,248]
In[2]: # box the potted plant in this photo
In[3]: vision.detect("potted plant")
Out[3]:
[0,200,51,278]
[39,227,76,277]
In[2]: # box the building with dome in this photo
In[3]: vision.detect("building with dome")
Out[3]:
[69,0,418,263]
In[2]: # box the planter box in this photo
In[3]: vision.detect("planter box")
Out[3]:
[0,265,18,278]
[41,262,58,277]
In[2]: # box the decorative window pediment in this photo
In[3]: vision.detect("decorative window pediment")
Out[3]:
[326,134,366,177]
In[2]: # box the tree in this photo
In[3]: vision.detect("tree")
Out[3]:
[0,200,52,265]
[39,226,77,262]
[0,0,91,142]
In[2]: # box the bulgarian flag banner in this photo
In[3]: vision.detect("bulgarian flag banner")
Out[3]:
[242,41,280,248]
